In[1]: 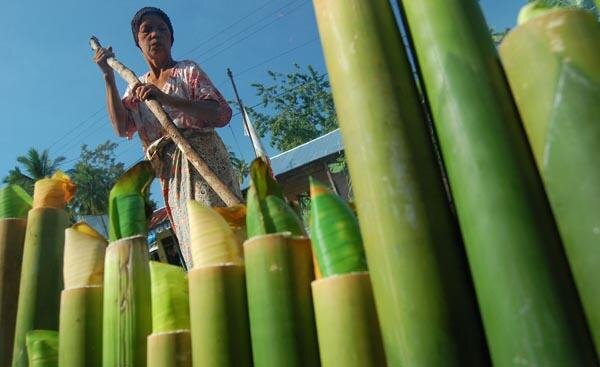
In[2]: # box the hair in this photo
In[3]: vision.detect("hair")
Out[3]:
[131,7,174,48]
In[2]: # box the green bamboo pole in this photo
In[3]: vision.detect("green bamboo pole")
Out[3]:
[244,233,319,367]
[312,0,488,365]
[0,219,26,367]
[102,235,152,367]
[25,330,58,367]
[398,0,597,365]
[58,286,103,367]
[58,223,106,366]
[146,262,191,367]
[12,208,69,367]
[147,331,192,367]
[312,273,386,367]
[500,9,600,355]
[188,265,251,367]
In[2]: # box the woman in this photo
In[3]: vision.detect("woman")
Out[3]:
[94,7,241,268]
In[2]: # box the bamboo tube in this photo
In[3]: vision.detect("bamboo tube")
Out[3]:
[312,273,385,367]
[188,265,251,367]
[500,9,600,355]
[11,208,69,367]
[397,0,597,365]
[244,233,319,367]
[0,219,26,367]
[89,37,241,206]
[102,235,152,367]
[147,331,192,367]
[25,330,58,367]
[58,286,103,367]
[312,0,488,365]
[59,223,106,367]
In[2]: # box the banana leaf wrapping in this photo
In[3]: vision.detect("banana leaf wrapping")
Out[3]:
[26,330,58,367]
[32,172,76,210]
[0,185,32,219]
[398,0,596,365]
[313,0,488,365]
[246,159,305,238]
[213,205,247,257]
[149,261,190,333]
[309,178,366,277]
[63,223,107,289]
[108,161,154,242]
[187,201,243,268]
[12,175,74,367]
[500,9,600,355]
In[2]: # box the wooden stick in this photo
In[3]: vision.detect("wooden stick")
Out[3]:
[89,36,242,206]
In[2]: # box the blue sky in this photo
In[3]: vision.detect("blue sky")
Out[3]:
[0,0,525,205]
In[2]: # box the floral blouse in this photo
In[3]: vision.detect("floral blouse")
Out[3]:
[121,60,232,149]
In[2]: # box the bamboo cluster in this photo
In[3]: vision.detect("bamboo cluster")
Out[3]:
[1,2,598,365]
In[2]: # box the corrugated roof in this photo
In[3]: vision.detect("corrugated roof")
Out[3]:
[242,128,343,189]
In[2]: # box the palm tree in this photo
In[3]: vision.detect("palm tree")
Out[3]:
[3,148,66,195]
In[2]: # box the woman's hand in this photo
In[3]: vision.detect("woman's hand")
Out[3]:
[93,46,115,76]
[132,83,170,103]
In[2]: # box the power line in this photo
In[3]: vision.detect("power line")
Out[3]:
[199,1,310,65]
[181,0,279,57]
[236,37,318,77]
[47,106,104,151]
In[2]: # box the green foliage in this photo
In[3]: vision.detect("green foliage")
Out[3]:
[520,0,598,24]
[68,141,125,216]
[3,148,66,195]
[243,64,337,152]
[228,149,250,185]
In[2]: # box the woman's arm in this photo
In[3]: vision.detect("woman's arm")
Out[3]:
[132,84,222,123]
[94,47,136,137]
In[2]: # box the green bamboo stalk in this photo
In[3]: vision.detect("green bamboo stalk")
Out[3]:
[58,223,106,366]
[398,0,597,365]
[0,219,27,367]
[102,235,152,367]
[188,265,251,367]
[312,0,488,365]
[500,9,600,355]
[147,331,192,367]
[244,233,319,367]
[309,178,366,277]
[312,272,386,367]
[25,330,58,367]
[12,208,69,367]
[58,286,103,367]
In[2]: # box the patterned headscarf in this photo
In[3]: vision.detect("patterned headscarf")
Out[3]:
[131,7,174,48]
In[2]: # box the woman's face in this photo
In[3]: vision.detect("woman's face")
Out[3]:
[137,14,172,61]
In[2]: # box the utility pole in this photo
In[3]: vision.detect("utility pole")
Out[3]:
[227,68,265,159]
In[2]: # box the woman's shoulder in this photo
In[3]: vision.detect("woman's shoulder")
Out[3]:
[175,60,204,73]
